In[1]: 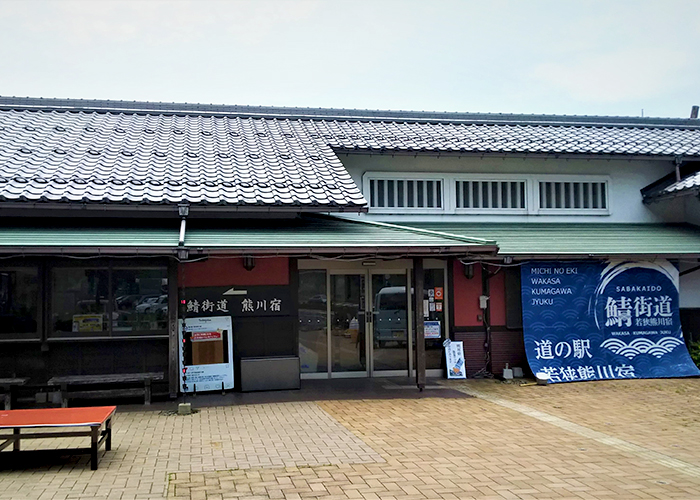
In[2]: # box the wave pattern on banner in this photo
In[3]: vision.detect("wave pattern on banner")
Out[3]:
[600,337,684,359]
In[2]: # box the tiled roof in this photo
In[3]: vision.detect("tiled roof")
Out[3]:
[0,108,365,208]
[643,171,700,201]
[1,96,700,208]
[306,120,700,156]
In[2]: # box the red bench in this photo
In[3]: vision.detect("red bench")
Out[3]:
[0,406,115,470]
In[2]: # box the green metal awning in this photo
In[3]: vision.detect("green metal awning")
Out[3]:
[5,218,693,258]
[0,222,180,253]
[405,222,700,257]
[0,216,497,256]
[184,216,496,255]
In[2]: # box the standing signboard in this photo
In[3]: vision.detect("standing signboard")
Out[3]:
[179,316,234,392]
[521,259,700,383]
[444,339,466,379]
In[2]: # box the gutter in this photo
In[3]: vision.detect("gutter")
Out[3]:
[0,202,369,217]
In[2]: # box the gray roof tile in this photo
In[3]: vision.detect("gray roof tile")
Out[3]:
[1,97,700,207]
[0,108,366,207]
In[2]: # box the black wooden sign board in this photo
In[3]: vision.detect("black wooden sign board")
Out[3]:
[182,285,291,318]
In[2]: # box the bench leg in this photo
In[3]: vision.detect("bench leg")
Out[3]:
[144,380,151,405]
[3,392,9,410]
[13,428,20,452]
[61,384,68,408]
[90,426,99,470]
[105,418,112,452]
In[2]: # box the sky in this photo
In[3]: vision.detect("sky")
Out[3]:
[1,0,699,118]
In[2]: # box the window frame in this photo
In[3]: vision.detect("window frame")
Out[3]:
[363,172,447,213]
[48,260,170,340]
[453,174,530,215]
[363,171,612,216]
[0,261,42,342]
[533,175,611,215]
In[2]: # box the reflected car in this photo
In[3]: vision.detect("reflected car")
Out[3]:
[373,286,408,348]
[134,295,160,313]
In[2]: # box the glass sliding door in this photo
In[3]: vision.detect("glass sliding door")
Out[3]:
[423,268,446,370]
[330,274,367,376]
[298,270,328,375]
[412,266,448,376]
[298,263,420,379]
[370,273,409,374]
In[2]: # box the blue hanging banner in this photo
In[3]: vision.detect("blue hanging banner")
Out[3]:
[521,260,700,383]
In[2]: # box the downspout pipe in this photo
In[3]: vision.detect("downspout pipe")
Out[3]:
[675,156,683,182]
[178,203,189,260]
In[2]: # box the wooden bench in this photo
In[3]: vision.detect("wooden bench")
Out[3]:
[0,378,30,410]
[47,373,164,408]
[0,406,115,470]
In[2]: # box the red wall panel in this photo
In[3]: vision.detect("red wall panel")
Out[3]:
[179,257,289,287]
[489,270,506,327]
[452,261,483,327]
[452,261,507,327]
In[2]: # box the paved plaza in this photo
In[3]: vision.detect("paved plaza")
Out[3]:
[2,378,700,499]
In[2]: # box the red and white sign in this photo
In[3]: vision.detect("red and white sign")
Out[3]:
[434,287,444,300]
[191,331,222,342]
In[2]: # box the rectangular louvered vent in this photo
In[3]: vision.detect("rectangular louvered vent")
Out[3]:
[455,180,526,211]
[538,180,608,211]
[369,179,443,209]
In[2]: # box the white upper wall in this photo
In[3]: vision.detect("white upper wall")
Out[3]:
[339,153,681,224]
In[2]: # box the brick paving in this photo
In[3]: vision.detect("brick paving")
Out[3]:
[2,378,700,499]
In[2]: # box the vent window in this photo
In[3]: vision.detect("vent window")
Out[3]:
[369,178,442,209]
[455,180,526,210]
[538,180,607,210]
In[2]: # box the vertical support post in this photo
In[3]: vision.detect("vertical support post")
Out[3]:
[105,418,112,451]
[12,428,20,452]
[144,379,152,405]
[90,426,99,470]
[168,260,179,398]
[3,390,10,410]
[414,257,426,391]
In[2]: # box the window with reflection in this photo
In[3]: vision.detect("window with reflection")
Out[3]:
[0,267,39,338]
[298,270,328,373]
[52,268,109,335]
[51,266,168,337]
[113,269,169,334]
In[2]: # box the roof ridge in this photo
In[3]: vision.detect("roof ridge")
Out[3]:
[1,96,699,129]
[320,214,497,246]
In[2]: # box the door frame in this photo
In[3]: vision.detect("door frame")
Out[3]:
[367,268,412,377]
[298,259,448,379]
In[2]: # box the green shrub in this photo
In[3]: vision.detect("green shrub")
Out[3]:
[688,341,700,368]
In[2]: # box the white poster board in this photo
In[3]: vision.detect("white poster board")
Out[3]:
[179,316,234,392]
[444,339,466,379]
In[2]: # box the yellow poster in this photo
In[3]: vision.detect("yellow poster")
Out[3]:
[72,314,104,333]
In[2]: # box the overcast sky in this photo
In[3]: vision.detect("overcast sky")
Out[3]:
[1,0,698,118]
